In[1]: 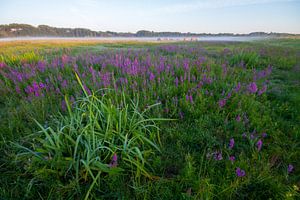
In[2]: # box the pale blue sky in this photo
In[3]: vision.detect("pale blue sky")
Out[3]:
[0,0,299,33]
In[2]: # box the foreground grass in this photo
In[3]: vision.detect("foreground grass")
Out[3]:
[0,39,299,199]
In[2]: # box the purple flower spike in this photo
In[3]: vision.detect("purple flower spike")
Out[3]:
[0,62,6,68]
[228,138,235,149]
[174,77,179,87]
[262,132,268,138]
[288,164,294,174]
[258,85,267,95]
[218,99,226,108]
[236,167,246,177]
[248,82,258,94]
[256,139,263,151]
[149,72,155,81]
[189,95,193,104]
[235,82,241,93]
[236,115,241,122]
[229,155,235,162]
[214,152,223,161]
[109,153,118,168]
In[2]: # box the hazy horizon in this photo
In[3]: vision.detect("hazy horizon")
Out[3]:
[0,0,300,34]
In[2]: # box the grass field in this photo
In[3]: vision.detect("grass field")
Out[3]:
[0,39,299,199]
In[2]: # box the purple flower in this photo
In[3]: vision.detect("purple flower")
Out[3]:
[189,95,193,104]
[236,167,246,177]
[34,91,40,97]
[214,152,223,161]
[229,155,235,162]
[236,115,241,122]
[61,80,68,88]
[0,62,6,69]
[228,138,235,149]
[235,82,241,93]
[227,92,232,99]
[218,99,226,108]
[39,82,45,89]
[258,85,267,95]
[61,99,67,111]
[16,74,23,82]
[32,82,39,92]
[248,82,258,94]
[185,94,189,102]
[288,164,294,173]
[25,85,34,94]
[256,139,263,151]
[109,153,118,168]
[262,132,268,138]
[149,72,155,81]
[242,132,247,138]
[15,86,21,94]
[174,77,179,87]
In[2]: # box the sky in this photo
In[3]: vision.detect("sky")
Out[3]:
[0,0,299,34]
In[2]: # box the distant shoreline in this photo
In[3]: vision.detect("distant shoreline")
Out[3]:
[0,36,272,42]
[1,24,299,40]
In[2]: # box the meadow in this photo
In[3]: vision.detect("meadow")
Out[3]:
[0,39,299,199]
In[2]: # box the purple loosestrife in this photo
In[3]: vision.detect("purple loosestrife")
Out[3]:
[218,99,226,108]
[61,99,67,111]
[258,85,267,95]
[288,164,294,174]
[15,86,21,94]
[257,139,263,151]
[262,132,268,138]
[25,85,33,94]
[183,59,189,71]
[37,61,46,72]
[55,88,61,95]
[180,76,184,84]
[235,82,241,93]
[61,54,69,66]
[229,156,235,162]
[174,77,179,87]
[186,94,189,102]
[236,168,246,177]
[101,72,111,87]
[0,62,6,69]
[189,95,193,104]
[149,72,155,82]
[61,80,68,88]
[16,73,23,82]
[214,151,223,161]
[236,115,241,122]
[221,63,227,76]
[109,153,118,168]
[228,138,235,149]
[227,91,232,99]
[248,82,258,94]
[186,94,193,104]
